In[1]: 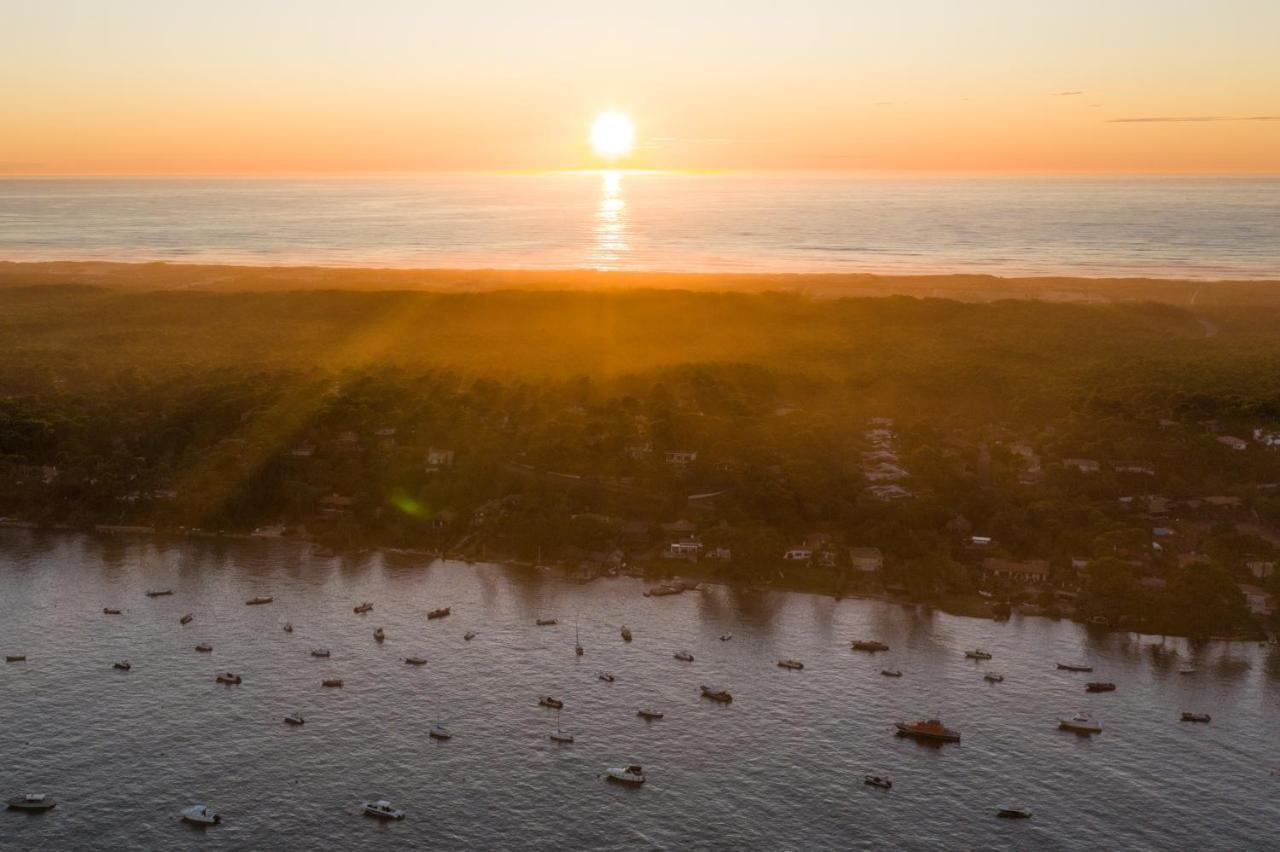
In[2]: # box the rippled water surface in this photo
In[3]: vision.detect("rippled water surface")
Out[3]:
[1,174,1279,279]
[1,529,1278,850]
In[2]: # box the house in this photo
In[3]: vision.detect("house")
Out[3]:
[1246,560,1276,580]
[967,535,994,550]
[1217,435,1248,451]
[1253,427,1280,447]
[425,447,455,468]
[848,547,883,573]
[625,443,653,460]
[706,547,732,561]
[663,450,698,465]
[982,557,1051,583]
[1111,461,1156,476]
[429,508,457,530]
[664,539,703,561]
[783,547,813,562]
[1062,458,1100,474]
[1238,584,1275,617]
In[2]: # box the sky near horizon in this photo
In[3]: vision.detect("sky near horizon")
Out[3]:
[2,0,1278,175]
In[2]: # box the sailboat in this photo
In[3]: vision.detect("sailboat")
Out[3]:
[575,620,584,656]
[429,707,451,740]
[549,708,574,744]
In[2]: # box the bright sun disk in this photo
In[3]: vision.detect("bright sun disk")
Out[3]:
[590,111,635,160]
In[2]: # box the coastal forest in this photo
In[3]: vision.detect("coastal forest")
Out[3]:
[3,273,1280,640]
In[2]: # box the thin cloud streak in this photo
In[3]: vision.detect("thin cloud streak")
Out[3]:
[1109,115,1280,123]
[1050,91,1083,96]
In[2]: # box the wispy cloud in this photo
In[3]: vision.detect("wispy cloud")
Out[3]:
[1050,91,1083,96]
[1109,115,1280,123]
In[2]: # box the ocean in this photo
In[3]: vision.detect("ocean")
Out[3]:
[1,173,1278,279]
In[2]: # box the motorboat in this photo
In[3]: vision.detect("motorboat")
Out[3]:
[997,806,1032,819]
[429,723,451,740]
[146,590,173,598]
[103,608,122,615]
[864,775,893,790]
[403,656,428,666]
[851,640,889,652]
[984,672,1004,683]
[605,765,645,785]
[719,633,733,642]
[621,625,632,642]
[373,628,385,642]
[539,696,564,709]
[881,669,903,678]
[1085,682,1116,693]
[310,648,331,658]
[427,607,450,619]
[700,685,732,703]
[216,672,242,684]
[245,596,273,606]
[1057,662,1093,672]
[778,659,804,670]
[113,660,132,671]
[353,602,373,614]
[5,655,26,663]
[536,618,558,626]
[179,613,193,625]
[965,648,993,660]
[673,650,694,662]
[362,800,404,820]
[283,623,294,633]
[550,729,575,744]
[284,714,305,725]
[895,719,961,743]
[181,804,221,826]
[464,631,477,641]
[1058,712,1102,734]
[6,793,56,811]
[195,643,212,652]
[322,678,344,688]
[637,709,664,720]
[598,671,616,682]
[1181,712,1211,723]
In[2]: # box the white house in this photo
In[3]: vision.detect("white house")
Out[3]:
[783,547,813,562]
[426,447,455,468]
[1238,583,1275,617]
[1217,435,1248,451]
[664,450,698,465]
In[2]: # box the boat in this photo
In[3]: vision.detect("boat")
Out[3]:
[1057,662,1093,672]
[964,648,993,660]
[283,623,293,633]
[464,631,477,641]
[881,669,903,678]
[362,800,404,820]
[539,696,564,709]
[429,723,451,740]
[403,656,428,666]
[673,650,694,662]
[216,672,242,684]
[1181,712,1211,723]
[103,608,122,615]
[180,804,221,826]
[195,643,212,652]
[322,678,343,688]
[427,607,450,619]
[353,602,373,614]
[1085,682,1116,693]
[284,714,305,725]
[575,622,584,656]
[536,618,558,626]
[719,633,732,642]
[851,640,889,652]
[5,655,26,663]
[700,685,732,703]
[777,659,804,670]
[146,590,173,598]
[113,660,131,671]
[180,613,193,625]
[984,672,1005,683]
[1178,666,1196,675]
[637,709,664,720]
[598,671,616,682]
[310,648,331,658]
[997,806,1033,819]
[864,775,893,790]
[6,793,56,811]
[373,628,385,642]
[645,584,682,597]
[620,625,632,642]
[550,729,575,744]
[1058,712,1102,734]
[895,719,961,743]
[245,596,273,606]
[605,765,645,785]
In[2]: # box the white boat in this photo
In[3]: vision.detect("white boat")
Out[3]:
[180,804,221,825]
[550,729,575,744]
[700,685,732,703]
[605,764,645,785]
[674,650,694,662]
[6,793,56,811]
[429,723,451,740]
[362,800,404,820]
[216,672,242,684]
[965,648,993,660]
[1058,712,1102,734]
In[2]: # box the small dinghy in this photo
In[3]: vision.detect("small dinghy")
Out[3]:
[605,764,645,785]
[284,714,305,725]
[637,709,664,720]
[864,775,893,790]
[1085,682,1116,693]
[322,678,344,688]
[536,618,558,626]
[181,804,221,825]
[539,696,564,709]
[965,648,993,660]
[283,623,294,633]
[194,643,213,653]
[373,628,385,642]
[310,648,331,658]
[403,656,427,666]
[429,723,451,740]
[673,650,694,662]
[700,685,732,703]
[719,633,733,642]
[103,608,122,615]
[598,671,616,683]
[5,655,26,663]
[851,640,889,652]
[1181,712,1211,723]
[620,625,632,642]
[113,660,132,671]
[179,613,193,625]
[984,672,1004,683]
[245,596,273,606]
[1058,712,1102,734]
[997,806,1032,819]
[880,669,903,678]
[464,631,477,641]
[216,672,242,684]
[146,590,173,598]
[353,602,373,614]
[778,659,804,670]
[6,793,56,811]
[1057,662,1092,672]
[427,607,450,620]
[362,800,404,820]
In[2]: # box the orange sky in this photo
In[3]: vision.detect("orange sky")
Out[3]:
[2,1,1278,174]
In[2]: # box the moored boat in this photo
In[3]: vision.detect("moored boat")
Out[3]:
[673,650,694,662]
[881,668,903,678]
[353,602,373,614]
[322,678,343,688]
[536,618,558,626]
[245,596,273,606]
[984,672,1004,683]
[895,719,961,743]
[700,685,732,703]
[6,793,56,811]
[284,713,305,725]
[620,625,632,642]
[283,623,293,633]
[310,648,331,658]
[605,764,645,785]
[1085,682,1116,693]
[1058,712,1102,734]
[997,806,1032,819]
[550,729,575,744]
[429,723,451,740]
[103,607,122,615]
[403,656,427,666]
[1057,662,1093,672]
[362,800,404,820]
[719,633,733,642]
[180,804,221,825]
[373,628,385,642]
[864,775,892,790]
[964,648,993,660]
[1178,666,1196,675]
[778,659,804,670]
[216,672,242,684]
[427,607,450,619]
[598,671,616,682]
[637,709,664,720]
[195,643,212,652]
[5,655,26,663]
[1181,712,1211,723]
[180,613,193,625]
[851,640,889,652]
[113,660,131,671]
[539,696,564,709]
[146,589,173,598]
[464,631,477,641]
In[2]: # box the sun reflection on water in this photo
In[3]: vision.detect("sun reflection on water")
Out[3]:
[590,170,627,270]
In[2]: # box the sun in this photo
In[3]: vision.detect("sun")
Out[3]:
[590,111,635,160]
